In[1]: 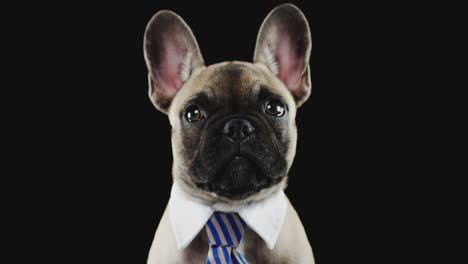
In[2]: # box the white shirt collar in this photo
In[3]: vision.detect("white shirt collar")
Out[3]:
[169,180,287,250]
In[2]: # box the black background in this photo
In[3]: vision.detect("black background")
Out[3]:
[13,0,426,263]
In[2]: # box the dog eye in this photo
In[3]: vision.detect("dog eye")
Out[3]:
[185,105,204,122]
[265,99,285,117]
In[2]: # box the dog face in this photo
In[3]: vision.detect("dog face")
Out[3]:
[143,4,311,202]
[169,62,298,201]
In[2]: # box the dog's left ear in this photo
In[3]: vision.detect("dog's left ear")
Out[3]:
[254,4,312,107]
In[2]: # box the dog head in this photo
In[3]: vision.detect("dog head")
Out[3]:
[143,4,311,203]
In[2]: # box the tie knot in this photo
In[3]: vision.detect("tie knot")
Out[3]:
[205,212,247,247]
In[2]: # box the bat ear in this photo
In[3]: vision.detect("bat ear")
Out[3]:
[254,4,312,107]
[143,10,205,113]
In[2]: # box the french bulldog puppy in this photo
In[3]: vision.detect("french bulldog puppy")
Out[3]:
[144,4,314,263]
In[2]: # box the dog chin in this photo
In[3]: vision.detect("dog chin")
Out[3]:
[178,174,288,207]
[212,156,261,198]
[210,183,286,210]
[193,155,277,200]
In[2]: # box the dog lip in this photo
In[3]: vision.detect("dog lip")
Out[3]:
[215,155,248,176]
[222,155,250,169]
[230,155,254,165]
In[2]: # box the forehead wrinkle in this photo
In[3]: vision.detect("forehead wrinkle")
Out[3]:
[244,82,260,110]
[208,86,217,99]
[249,83,262,100]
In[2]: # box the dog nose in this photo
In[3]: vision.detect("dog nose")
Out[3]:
[223,118,255,142]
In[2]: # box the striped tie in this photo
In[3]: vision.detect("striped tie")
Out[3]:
[205,212,249,264]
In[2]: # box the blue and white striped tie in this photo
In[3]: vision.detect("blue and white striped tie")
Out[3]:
[205,212,249,264]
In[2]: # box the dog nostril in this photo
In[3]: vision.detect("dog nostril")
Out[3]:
[241,124,254,136]
[226,126,235,138]
[223,124,235,137]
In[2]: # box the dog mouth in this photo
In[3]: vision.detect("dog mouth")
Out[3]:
[200,155,272,200]
[190,123,288,200]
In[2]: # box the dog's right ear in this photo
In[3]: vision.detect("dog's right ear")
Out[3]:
[144,11,205,113]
